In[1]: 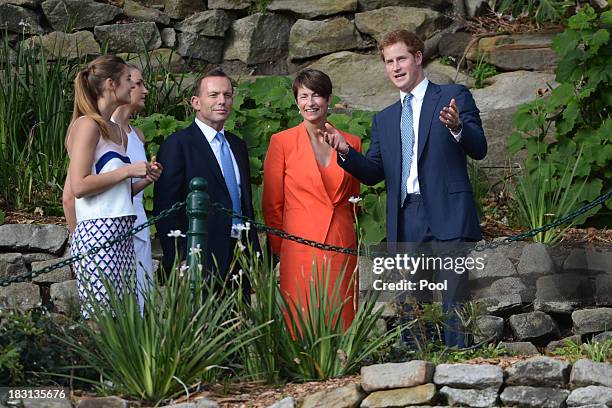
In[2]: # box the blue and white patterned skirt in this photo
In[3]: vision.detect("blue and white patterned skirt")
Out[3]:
[71,216,136,318]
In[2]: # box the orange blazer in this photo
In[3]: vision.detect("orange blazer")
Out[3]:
[263,123,362,254]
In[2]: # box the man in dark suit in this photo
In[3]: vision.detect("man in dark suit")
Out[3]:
[153,69,259,284]
[323,30,487,347]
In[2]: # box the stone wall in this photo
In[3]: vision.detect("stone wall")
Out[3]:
[1,0,564,166]
[360,241,612,351]
[292,357,612,408]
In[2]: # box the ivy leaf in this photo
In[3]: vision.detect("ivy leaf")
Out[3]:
[567,4,596,29]
[506,132,527,156]
[556,101,580,135]
[587,29,610,53]
[551,29,580,56]
[512,103,540,132]
[594,145,612,167]
[600,10,612,29]
[547,83,575,109]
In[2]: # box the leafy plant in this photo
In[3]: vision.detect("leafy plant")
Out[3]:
[233,238,398,382]
[514,148,588,242]
[0,31,80,213]
[551,338,612,363]
[507,5,611,227]
[61,258,266,405]
[0,308,91,386]
[583,339,612,362]
[471,55,497,88]
[125,49,193,121]
[439,56,456,66]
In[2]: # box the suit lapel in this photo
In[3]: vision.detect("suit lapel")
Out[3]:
[297,124,333,207]
[387,101,403,181]
[190,122,227,193]
[418,82,441,161]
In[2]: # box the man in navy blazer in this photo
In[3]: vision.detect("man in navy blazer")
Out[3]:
[154,69,259,284]
[323,30,487,347]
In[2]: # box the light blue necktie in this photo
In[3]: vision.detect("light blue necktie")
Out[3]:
[215,132,241,225]
[400,94,415,206]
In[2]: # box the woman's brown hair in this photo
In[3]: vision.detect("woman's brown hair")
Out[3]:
[66,55,128,146]
[292,68,333,100]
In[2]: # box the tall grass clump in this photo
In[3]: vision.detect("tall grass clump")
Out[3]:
[233,239,399,382]
[0,31,81,212]
[61,253,266,405]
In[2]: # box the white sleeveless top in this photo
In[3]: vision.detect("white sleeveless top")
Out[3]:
[125,125,149,241]
[75,130,136,223]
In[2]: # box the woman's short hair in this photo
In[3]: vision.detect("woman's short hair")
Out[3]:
[292,69,332,100]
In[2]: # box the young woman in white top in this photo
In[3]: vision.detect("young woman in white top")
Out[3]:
[111,65,162,312]
[63,55,161,317]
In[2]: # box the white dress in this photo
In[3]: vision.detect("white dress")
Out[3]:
[125,125,153,311]
[71,131,136,318]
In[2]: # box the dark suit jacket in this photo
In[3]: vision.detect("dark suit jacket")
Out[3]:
[153,122,260,276]
[339,82,487,242]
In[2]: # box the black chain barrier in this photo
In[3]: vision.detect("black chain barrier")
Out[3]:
[213,189,612,257]
[1,190,610,287]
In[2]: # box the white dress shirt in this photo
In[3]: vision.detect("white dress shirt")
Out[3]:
[194,117,241,199]
[400,78,462,195]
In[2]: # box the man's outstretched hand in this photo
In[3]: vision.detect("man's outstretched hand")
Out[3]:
[439,98,461,132]
[318,122,350,155]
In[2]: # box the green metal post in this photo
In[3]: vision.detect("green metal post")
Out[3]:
[187,177,209,270]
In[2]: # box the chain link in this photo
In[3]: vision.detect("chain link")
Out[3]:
[1,190,609,287]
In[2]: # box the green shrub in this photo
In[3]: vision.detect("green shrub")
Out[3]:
[0,308,91,386]
[471,55,497,89]
[61,257,266,405]
[507,5,612,228]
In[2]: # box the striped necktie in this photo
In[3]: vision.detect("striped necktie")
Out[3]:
[400,93,415,206]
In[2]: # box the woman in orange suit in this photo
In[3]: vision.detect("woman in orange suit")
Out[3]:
[263,69,362,330]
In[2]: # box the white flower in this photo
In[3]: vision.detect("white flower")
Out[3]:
[237,240,246,252]
[179,264,189,277]
[348,196,362,204]
[238,269,244,276]
[234,222,251,232]
[256,251,261,259]
[189,244,202,256]
[293,357,301,364]
[18,19,31,28]
[231,274,239,282]
[167,229,186,238]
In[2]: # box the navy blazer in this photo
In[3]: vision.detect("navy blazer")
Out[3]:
[339,82,487,242]
[153,122,259,275]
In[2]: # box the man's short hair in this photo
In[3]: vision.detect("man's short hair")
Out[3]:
[379,30,425,60]
[193,68,234,96]
[292,68,333,100]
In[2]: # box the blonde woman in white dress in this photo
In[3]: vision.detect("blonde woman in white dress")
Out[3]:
[111,65,162,312]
